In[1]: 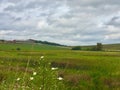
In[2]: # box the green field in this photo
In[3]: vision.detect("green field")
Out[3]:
[0,43,120,90]
[0,43,69,51]
[81,43,120,51]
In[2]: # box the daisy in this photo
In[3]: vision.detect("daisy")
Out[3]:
[57,77,63,80]
[17,78,20,81]
[33,72,37,76]
[40,56,44,59]
[30,77,34,80]
[51,67,58,70]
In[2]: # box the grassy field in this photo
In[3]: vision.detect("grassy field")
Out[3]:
[81,43,120,51]
[0,43,69,51]
[0,43,120,90]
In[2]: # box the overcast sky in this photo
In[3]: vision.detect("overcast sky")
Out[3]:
[0,0,120,45]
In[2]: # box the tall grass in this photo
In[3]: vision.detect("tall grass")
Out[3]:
[0,48,120,89]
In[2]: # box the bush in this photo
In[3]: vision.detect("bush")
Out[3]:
[16,48,21,51]
[72,46,81,50]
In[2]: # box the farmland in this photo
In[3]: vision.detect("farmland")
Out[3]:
[0,43,120,90]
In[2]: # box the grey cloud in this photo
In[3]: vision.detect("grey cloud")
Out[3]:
[4,0,21,3]
[106,16,120,27]
[0,0,120,45]
[66,0,120,7]
[4,0,63,12]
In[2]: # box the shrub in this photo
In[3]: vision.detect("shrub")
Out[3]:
[72,46,81,50]
[16,48,21,51]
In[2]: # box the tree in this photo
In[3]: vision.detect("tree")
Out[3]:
[96,43,102,51]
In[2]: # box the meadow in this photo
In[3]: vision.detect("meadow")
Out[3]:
[0,43,120,90]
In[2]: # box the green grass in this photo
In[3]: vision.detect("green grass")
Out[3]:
[0,43,69,51]
[81,43,120,51]
[0,43,120,89]
[103,43,120,51]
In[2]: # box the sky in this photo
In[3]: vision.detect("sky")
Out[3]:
[0,0,120,45]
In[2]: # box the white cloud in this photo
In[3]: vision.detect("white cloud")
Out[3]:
[105,33,120,40]
[37,20,48,29]
[0,30,13,35]
[0,0,120,45]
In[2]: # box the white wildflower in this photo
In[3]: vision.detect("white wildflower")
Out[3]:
[39,87,42,90]
[57,77,63,80]
[33,72,37,76]
[40,56,44,59]
[17,78,20,81]
[51,67,58,70]
[30,77,34,80]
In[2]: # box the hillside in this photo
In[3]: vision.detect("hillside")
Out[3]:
[81,43,120,51]
[0,39,65,46]
[103,43,120,51]
[0,43,69,51]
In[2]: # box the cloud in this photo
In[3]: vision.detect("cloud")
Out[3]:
[0,0,120,45]
[106,16,120,27]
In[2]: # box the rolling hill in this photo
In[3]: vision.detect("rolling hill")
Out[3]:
[0,39,120,51]
[0,39,69,51]
[0,43,69,51]
[81,43,120,51]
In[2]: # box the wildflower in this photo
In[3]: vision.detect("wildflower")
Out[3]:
[33,72,37,76]
[17,78,20,81]
[30,77,34,80]
[39,87,42,90]
[57,77,63,80]
[51,67,58,70]
[40,56,44,59]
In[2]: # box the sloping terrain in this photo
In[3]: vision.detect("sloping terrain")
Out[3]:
[0,43,69,51]
[81,43,120,51]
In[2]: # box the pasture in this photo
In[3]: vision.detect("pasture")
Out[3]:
[0,43,120,90]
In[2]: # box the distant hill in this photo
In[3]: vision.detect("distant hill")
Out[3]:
[81,43,120,51]
[0,39,66,47]
[103,43,120,51]
[1,39,120,51]
[0,43,69,51]
[34,40,66,46]
[0,39,69,51]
